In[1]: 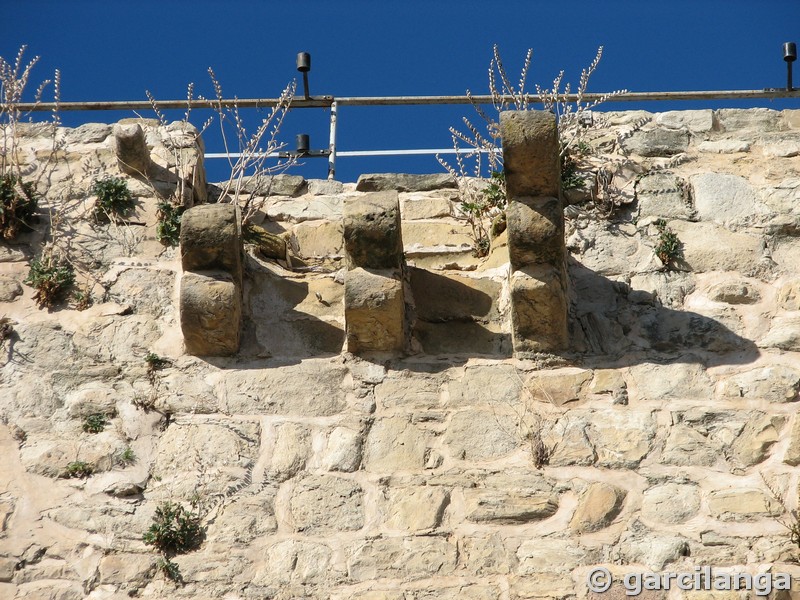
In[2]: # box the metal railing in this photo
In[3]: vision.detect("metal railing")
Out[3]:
[12,88,800,180]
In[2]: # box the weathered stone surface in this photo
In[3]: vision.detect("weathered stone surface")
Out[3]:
[220,362,348,416]
[308,178,344,195]
[516,538,593,573]
[629,363,713,402]
[524,368,593,406]
[589,410,656,468]
[377,373,443,409]
[268,194,343,222]
[98,553,155,589]
[410,269,499,323]
[400,193,453,219]
[717,108,783,132]
[355,173,456,193]
[669,220,764,273]
[509,267,569,353]
[343,191,403,270]
[500,111,559,197]
[323,426,363,472]
[66,122,112,144]
[506,196,564,268]
[548,416,596,466]
[718,366,800,403]
[344,268,405,353]
[256,540,334,585]
[617,522,689,570]
[778,279,800,310]
[662,425,718,467]
[655,110,713,132]
[784,417,800,465]
[569,482,626,533]
[269,422,310,481]
[244,224,286,260]
[239,173,305,196]
[180,203,242,276]
[107,268,175,317]
[384,486,449,531]
[729,414,785,467]
[63,383,116,418]
[697,139,752,153]
[208,493,278,544]
[290,474,364,534]
[762,139,800,158]
[292,220,344,257]
[691,173,763,223]
[447,365,520,407]
[621,128,689,156]
[641,482,701,524]
[180,270,241,356]
[759,316,800,351]
[708,489,780,521]
[636,173,691,219]
[113,123,150,175]
[444,409,519,461]
[0,277,22,302]
[363,416,429,472]
[347,537,457,581]
[706,280,761,304]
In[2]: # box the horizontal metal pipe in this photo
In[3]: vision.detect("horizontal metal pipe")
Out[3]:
[204,148,499,160]
[9,89,800,112]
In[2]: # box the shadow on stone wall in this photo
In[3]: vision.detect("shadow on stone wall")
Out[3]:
[569,259,760,368]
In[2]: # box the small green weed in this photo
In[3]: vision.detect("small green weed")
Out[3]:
[157,556,183,583]
[82,413,107,434]
[145,352,170,371]
[0,173,38,240]
[91,176,134,221]
[115,446,136,466]
[653,218,683,268]
[143,501,205,556]
[63,460,93,478]
[483,170,506,210]
[156,201,184,246]
[25,255,75,308]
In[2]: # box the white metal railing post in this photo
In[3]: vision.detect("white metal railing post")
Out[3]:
[328,101,338,180]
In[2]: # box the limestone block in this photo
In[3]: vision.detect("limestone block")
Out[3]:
[670,220,764,273]
[617,522,688,570]
[636,173,691,220]
[762,139,800,158]
[447,365,520,407]
[444,409,519,461]
[292,220,344,258]
[98,554,156,587]
[0,277,22,302]
[509,266,569,353]
[113,123,151,175]
[500,111,560,197]
[180,204,242,278]
[506,196,564,269]
[466,489,558,524]
[308,178,344,195]
[257,540,333,585]
[0,557,15,582]
[641,483,700,524]
[323,426,363,472]
[344,267,405,353]
[363,415,429,472]
[588,410,656,469]
[516,538,594,573]
[548,417,596,466]
[343,191,403,269]
[524,368,593,406]
[708,489,780,521]
[289,474,364,534]
[239,173,306,196]
[717,366,800,403]
[662,425,718,467]
[107,268,175,317]
[376,373,443,409]
[716,108,783,132]
[400,193,453,219]
[355,173,456,192]
[707,280,761,304]
[346,537,457,581]
[784,417,800,466]
[729,414,785,467]
[66,122,112,144]
[63,383,116,418]
[655,109,713,132]
[569,482,626,533]
[384,487,450,531]
[778,279,800,310]
[268,194,343,222]
[180,270,241,356]
[759,315,800,351]
[621,128,689,157]
[697,139,752,153]
[691,173,764,223]
[269,422,310,482]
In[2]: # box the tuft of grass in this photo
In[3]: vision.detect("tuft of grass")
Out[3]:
[25,254,75,308]
[63,460,93,479]
[143,501,205,556]
[115,446,136,466]
[91,176,135,222]
[82,413,107,434]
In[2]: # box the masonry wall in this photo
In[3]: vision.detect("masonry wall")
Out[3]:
[1,108,800,599]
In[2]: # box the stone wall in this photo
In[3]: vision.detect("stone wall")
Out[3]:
[0,107,800,599]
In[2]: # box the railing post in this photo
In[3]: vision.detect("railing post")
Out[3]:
[328,100,338,180]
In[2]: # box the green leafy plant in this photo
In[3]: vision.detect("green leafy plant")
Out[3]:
[145,352,170,371]
[25,254,75,308]
[156,201,183,246]
[63,460,93,478]
[157,556,183,583]
[82,413,107,434]
[653,218,683,268]
[90,175,134,221]
[143,501,205,577]
[115,446,136,466]
[0,172,38,239]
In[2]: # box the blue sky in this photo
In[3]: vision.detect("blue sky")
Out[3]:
[2,0,799,182]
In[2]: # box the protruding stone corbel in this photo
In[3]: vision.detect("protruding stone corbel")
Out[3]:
[113,123,151,176]
[343,190,407,354]
[500,111,568,353]
[179,204,243,356]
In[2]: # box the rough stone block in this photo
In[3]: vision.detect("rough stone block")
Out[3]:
[343,191,403,269]
[509,266,568,353]
[355,173,456,192]
[344,267,405,353]
[691,173,763,223]
[506,196,564,269]
[290,474,364,534]
[180,271,241,356]
[569,483,626,533]
[621,128,689,157]
[180,204,242,279]
[500,111,559,197]
[113,123,151,175]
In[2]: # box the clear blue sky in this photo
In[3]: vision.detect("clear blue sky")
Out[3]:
[3,0,799,182]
